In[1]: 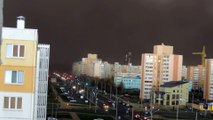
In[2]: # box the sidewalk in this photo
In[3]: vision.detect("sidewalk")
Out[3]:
[70,112,80,120]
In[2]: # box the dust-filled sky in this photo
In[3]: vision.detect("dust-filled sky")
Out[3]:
[3,0,213,71]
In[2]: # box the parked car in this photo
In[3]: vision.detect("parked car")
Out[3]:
[48,117,57,120]
[70,99,77,103]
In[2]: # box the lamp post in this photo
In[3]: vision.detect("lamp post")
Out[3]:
[150,91,153,120]
[176,98,185,120]
[131,107,134,120]
[115,86,118,120]
[192,92,194,112]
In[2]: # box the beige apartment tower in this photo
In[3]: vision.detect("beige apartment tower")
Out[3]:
[140,43,183,100]
[187,65,205,90]
[204,59,213,100]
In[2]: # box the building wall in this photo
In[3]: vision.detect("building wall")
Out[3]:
[140,44,183,100]
[182,65,187,80]
[154,82,189,106]
[0,66,35,92]
[1,39,37,66]
[204,59,213,100]
[187,65,205,89]
[0,92,34,120]
[0,17,49,120]
[114,73,141,89]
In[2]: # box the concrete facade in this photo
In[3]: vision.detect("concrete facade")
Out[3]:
[0,17,50,120]
[153,81,189,107]
[187,65,205,90]
[140,43,183,100]
[204,59,213,100]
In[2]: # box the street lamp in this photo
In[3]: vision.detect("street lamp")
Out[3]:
[176,98,185,120]
[115,86,118,120]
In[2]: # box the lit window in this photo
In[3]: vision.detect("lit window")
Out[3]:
[5,70,24,84]
[6,44,25,58]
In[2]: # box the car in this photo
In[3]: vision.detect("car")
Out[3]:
[141,111,151,120]
[70,99,77,103]
[134,114,140,119]
[67,96,74,100]
[48,117,57,120]
[126,104,130,107]
[85,100,89,103]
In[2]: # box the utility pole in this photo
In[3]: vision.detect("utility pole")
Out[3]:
[116,87,118,120]
[150,91,153,120]
[131,107,134,120]
[195,111,198,120]
[176,102,179,120]
[110,85,112,99]
[192,93,194,112]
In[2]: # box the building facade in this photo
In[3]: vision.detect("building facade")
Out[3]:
[187,65,205,90]
[114,73,141,90]
[182,65,187,80]
[204,59,213,100]
[153,81,189,107]
[140,43,183,100]
[0,17,50,120]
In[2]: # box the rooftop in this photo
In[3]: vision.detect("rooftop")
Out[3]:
[160,81,188,87]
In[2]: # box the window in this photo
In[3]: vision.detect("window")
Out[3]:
[5,70,24,84]
[167,95,170,100]
[4,97,22,109]
[166,101,170,105]
[4,97,9,108]
[6,44,25,58]
[11,97,16,109]
[17,97,22,109]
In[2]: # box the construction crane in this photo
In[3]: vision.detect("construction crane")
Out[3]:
[192,46,206,67]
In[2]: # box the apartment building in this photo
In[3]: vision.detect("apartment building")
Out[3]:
[140,43,183,100]
[187,65,205,90]
[182,65,187,80]
[72,53,114,79]
[0,17,50,120]
[204,59,213,100]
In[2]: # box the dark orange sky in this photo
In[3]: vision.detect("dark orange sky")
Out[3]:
[3,0,213,71]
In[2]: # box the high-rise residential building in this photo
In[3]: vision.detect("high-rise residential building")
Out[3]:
[140,43,183,100]
[0,16,50,120]
[187,65,205,90]
[72,53,114,79]
[204,59,213,100]
[182,65,187,80]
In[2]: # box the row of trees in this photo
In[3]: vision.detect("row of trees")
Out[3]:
[78,74,125,95]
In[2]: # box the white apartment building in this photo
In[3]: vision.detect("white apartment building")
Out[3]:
[0,17,50,120]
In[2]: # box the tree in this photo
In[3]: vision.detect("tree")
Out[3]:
[117,81,124,95]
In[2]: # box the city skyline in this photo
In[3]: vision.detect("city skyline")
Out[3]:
[4,0,213,71]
